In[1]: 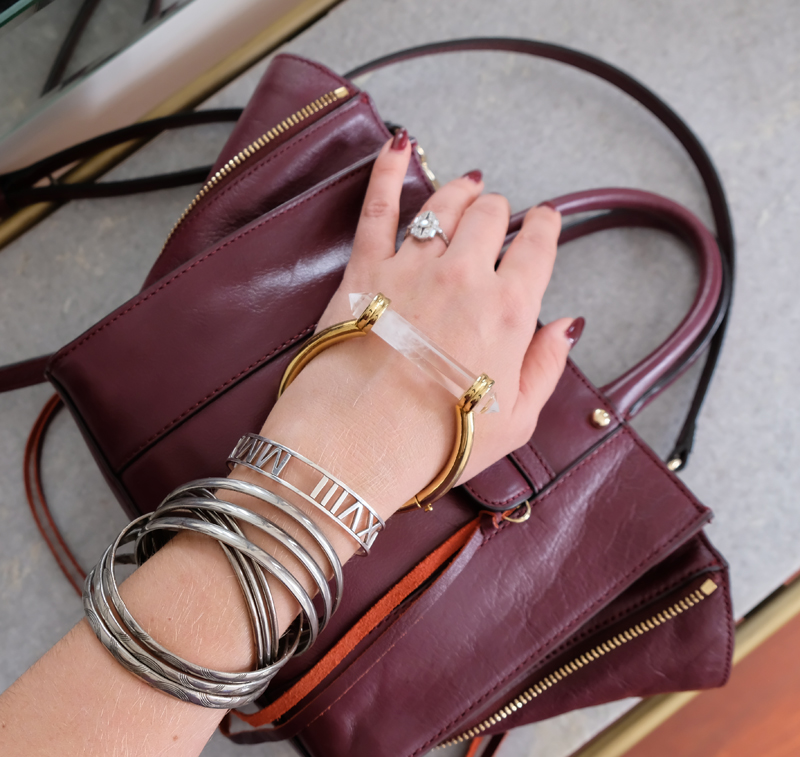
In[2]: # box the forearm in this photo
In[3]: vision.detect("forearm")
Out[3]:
[0,537,253,757]
[0,335,445,757]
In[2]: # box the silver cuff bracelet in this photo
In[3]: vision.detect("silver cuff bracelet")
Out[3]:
[228,434,384,554]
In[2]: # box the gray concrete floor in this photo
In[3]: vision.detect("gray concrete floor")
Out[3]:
[1,1,799,755]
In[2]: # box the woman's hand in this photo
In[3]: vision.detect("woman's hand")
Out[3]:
[0,132,583,757]
[263,131,581,517]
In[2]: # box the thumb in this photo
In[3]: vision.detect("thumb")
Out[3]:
[513,317,584,436]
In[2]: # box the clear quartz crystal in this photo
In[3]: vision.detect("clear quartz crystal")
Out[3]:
[349,293,499,414]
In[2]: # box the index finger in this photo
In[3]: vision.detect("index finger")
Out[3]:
[350,130,412,265]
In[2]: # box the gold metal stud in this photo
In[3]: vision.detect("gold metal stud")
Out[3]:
[667,458,682,471]
[590,408,611,428]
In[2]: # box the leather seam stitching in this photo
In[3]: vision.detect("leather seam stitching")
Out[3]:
[51,162,372,369]
[622,425,707,516]
[52,163,374,467]
[546,559,721,654]
[468,358,619,508]
[120,324,315,468]
[719,571,735,685]
[490,568,727,732]
[510,449,545,490]
[565,358,621,420]
[522,442,555,479]
[277,53,354,88]
[463,479,530,507]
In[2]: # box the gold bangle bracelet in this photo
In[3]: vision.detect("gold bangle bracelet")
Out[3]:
[277,294,494,513]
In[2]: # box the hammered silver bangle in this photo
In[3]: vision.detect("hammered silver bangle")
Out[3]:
[228,434,385,554]
[83,477,343,708]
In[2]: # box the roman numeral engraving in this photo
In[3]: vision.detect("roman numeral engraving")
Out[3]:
[355,513,381,550]
[310,475,379,548]
[312,475,359,521]
[230,435,384,553]
[232,436,291,477]
[336,500,366,532]
[311,476,347,508]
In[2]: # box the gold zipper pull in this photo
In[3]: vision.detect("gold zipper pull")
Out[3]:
[414,143,439,189]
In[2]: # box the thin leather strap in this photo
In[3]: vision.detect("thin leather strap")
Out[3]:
[542,189,724,419]
[346,38,735,469]
[23,394,86,595]
[6,166,214,205]
[0,108,242,217]
[0,109,242,391]
[145,1,162,22]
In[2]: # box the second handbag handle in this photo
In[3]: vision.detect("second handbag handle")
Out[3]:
[532,188,724,420]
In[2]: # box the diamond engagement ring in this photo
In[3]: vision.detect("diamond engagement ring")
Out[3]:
[405,210,450,246]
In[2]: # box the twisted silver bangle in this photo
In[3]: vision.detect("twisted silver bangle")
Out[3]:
[83,477,343,708]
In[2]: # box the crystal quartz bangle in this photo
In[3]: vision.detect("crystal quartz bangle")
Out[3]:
[349,293,499,414]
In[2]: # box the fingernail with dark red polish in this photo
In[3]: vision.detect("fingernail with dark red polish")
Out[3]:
[538,201,559,212]
[565,317,585,348]
[462,169,483,183]
[391,129,409,150]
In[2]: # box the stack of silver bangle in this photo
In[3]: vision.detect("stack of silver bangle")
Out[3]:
[83,446,353,708]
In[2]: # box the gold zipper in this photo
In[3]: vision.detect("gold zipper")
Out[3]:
[160,85,351,251]
[414,143,439,189]
[437,578,719,749]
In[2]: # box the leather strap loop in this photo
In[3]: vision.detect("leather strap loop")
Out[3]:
[23,394,86,595]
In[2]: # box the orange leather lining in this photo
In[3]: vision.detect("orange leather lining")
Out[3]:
[465,736,484,757]
[237,517,480,727]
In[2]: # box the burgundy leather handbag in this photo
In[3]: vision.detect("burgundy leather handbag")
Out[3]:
[1,40,735,757]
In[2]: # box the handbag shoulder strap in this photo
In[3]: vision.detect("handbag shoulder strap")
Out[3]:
[345,38,734,470]
[0,108,242,214]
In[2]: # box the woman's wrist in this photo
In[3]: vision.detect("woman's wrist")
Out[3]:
[263,331,455,518]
